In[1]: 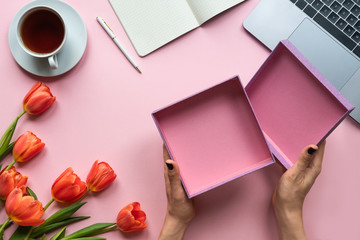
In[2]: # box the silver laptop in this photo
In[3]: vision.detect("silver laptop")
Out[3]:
[243,0,360,123]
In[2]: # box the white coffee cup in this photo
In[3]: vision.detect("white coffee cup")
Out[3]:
[17,6,67,70]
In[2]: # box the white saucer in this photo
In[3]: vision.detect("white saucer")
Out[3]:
[8,0,87,77]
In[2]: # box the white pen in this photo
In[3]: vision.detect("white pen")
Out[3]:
[96,17,141,73]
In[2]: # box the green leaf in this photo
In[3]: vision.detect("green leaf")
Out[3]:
[38,234,47,240]
[26,187,38,200]
[49,227,66,240]
[31,216,90,238]
[61,223,116,240]
[9,226,32,240]
[0,123,14,149]
[0,129,15,158]
[0,114,21,154]
[39,202,87,229]
[0,142,14,162]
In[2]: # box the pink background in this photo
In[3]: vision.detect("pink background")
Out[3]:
[1,0,360,239]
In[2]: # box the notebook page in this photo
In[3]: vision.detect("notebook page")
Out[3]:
[187,0,245,25]
[108,0,199,56]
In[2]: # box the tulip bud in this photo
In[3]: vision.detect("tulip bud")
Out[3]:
[12,131,45,163]
[51,168,88,203]
[86,160,117,192]
[0,166,28,200]
[23,81,56,115]
[5,188,45,226]
[116,202,147,232]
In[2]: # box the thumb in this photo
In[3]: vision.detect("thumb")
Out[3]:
[292,144,318,173]
[165,159,182,190]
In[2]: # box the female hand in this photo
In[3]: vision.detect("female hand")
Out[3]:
[272,141,326,240]
[159,145,195,240]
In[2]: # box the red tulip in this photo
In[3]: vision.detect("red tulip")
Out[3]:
[51,168,87,203]
[0,166,28,200]
[86,160,117,192]
[23,81,56,115]
[116,202,147,232]
[12,131,45,163]
[5,188,44,226]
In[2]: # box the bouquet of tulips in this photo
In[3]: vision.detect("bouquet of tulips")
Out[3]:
[0,82,147,240]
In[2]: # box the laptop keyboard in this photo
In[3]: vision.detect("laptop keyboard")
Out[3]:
[290,0,360,58]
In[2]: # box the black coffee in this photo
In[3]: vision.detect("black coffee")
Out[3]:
[20,9,65,54]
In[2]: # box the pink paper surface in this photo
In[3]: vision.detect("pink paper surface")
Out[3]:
[153,77,273,197]
[246,43,351,167]
[1,0,360,239]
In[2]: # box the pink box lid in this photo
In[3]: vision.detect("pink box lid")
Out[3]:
[245,40,354,169]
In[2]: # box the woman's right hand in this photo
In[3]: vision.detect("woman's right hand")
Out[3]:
[272,141,326,240]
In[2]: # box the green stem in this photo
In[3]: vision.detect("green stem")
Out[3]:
[44,198,55,211]
[24,226,33,240]
[18,110,26,119]
[4,160,16,171]
[76,189,91,204]
[0,217,10,235]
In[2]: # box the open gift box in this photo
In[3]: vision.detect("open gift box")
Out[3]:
[245,40,354,169]
[152,40,354,198]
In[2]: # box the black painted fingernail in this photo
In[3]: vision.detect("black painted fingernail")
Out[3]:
[166,163,174,170]
[308,147,317,155]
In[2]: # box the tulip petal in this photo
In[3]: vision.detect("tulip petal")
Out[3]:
[0,171,15,200]
[52,174,77,192]
[86,161,116,192]
[0,168,28,200]
[13,132,45,163]
[19,142,45,162]
[53,185,81,202]
[52,168,73,185]
[11,196,39,217]
[23,82,41,104]
[5,188,44,226]
[116,202,147,232]
[16,218,45,227]
[24,92,55,115]
[23,82,56,115]
[12,133,31,159]
[51,168,87,203]
[5,188,23,213]
[18,201,44,221]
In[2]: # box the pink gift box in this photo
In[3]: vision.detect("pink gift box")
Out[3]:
[246,40,354,169]
[153,40,354,197]
[153,77,274,198]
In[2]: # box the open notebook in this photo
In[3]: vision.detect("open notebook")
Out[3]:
[108,0,245,56]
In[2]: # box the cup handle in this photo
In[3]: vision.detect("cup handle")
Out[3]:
[48,55,58,70]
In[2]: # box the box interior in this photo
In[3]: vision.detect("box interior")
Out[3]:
[246,43,349,168]
[153,77,274,197]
